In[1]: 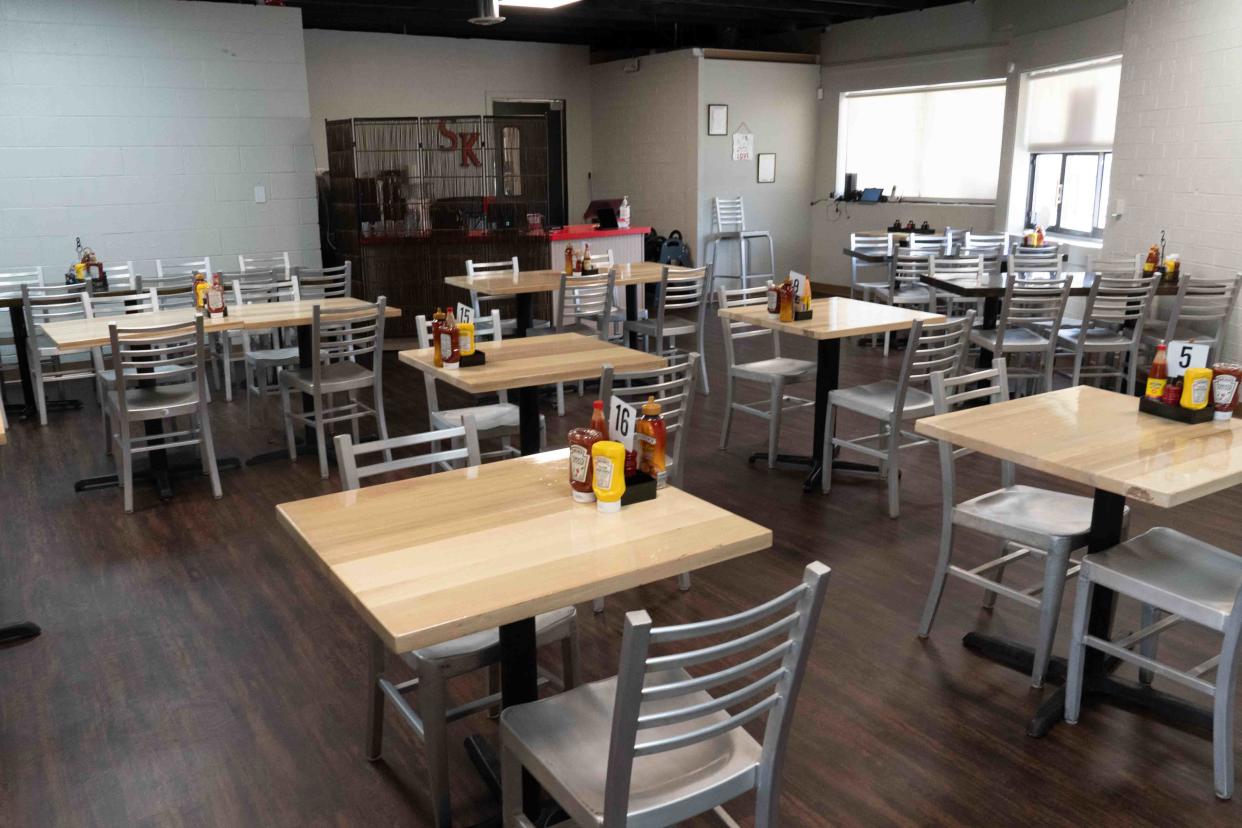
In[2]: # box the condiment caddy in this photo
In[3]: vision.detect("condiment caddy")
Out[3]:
[567,396,666,512]
[768,272,814,322]
[1140,340,1239,424]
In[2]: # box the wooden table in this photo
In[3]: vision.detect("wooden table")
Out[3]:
[445,261,668,345]
[0,404,41,645]
[916,385,1242,736]
[718,297,944,490]
[276,448,772,821]
[399,332,665,454]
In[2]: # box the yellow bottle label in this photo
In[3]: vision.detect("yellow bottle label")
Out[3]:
[593,456,614,490]
[1145,377,1166,399]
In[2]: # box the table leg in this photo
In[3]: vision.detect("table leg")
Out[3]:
[626,284,639,349]
[0,620,41,646]
[247,324,328,466]
[974,296,1000,370]
[516,294,533,339]
[517,386,540,456]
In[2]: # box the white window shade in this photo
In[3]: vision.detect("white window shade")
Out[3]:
[842,82,1006,201]
[1024,60,1121,151]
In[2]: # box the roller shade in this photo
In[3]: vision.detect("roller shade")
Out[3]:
[1024,59,1122,152]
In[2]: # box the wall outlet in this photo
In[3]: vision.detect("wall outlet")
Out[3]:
[254,185,267,203]
[816,87,824,101]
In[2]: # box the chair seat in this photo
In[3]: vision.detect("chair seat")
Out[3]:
[432,402,520,432]
[107,383,200,417]
[1082,527,1242,631]
[280,360,374,393]
[1057,327,1132,348]
[953,485,1110,554]
[245,346,299,365]
[970,326,1052,352]
[500,668,762,826]
[624,314,698,337]
[407,607,576,663]
[714,229,771,241]
[732,357,816,383]
[874,286,932,306]
[829,380,933,420]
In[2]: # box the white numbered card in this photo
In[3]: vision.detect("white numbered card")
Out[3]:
[790,271,808,301]
[1168,340,1209,378]
[455,302,474,324]
[608,397,637,453]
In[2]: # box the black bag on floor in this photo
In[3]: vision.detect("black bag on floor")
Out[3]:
[659,229,693,267]
[644,228,666,262]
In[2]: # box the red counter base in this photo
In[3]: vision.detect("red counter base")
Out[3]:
[549,224,651,242]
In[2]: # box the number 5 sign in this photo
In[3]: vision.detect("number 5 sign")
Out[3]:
[608,397,637,453]
[1168,340,1209,378]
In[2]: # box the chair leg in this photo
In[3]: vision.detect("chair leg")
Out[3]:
[1126,346,1139,396]
[487,663,502,719]
[1031,549,1071,688]
[592,597,605,613]
[1071,349,1084,388]
[677,572,691,592]
[917,520,956,638]
[222,341,233,402]
[312,392,329,479]
[199,407,222,500]
[501,733,526,828]
[718,375,735,450]
[767,380,783,469]
[1138,603,1160,686]
[821,400,836,495]
[349,391,361,444]
[417,662,454,828]
[279,381,297,461]
[366,635,385,761]
[1212,625,1240,799]
[119,419,134,513]
[982,540,1009,609]
[883,330,890,357]
[556,382,565,417]
[562,623,581,690]
[886,420,901,519]
[1064,577,1095,724]
[697,324,709,395]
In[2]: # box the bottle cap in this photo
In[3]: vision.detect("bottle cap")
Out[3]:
[596,498,621,513]
[593,400,604,411]
[642,395,661,416]
[572,489,596,503]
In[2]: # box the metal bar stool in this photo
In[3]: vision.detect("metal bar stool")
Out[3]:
[705,196,775,292]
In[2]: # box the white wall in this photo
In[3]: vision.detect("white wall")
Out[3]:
[809,0,1127,286]
[304,30,593,220]
[590,51,698,251]
[1104,0,1242,359]
[0,0,320,277]
[696,58,820,281]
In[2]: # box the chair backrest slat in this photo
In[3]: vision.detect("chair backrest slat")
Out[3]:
[107,316,207,415]
[334,418,480,490]
[297,262,351,299]
[602,354,700,488]
[1163,273,1242,345]
[556,268,616,336]
[238,252,291,279]
[312,297,386,387]
[716,285,780,368]
[931,360,1015,507]
[712,196,746,232]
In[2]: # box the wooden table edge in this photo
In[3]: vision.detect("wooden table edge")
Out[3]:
[396,344,666,394]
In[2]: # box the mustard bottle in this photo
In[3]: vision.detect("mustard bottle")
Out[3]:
[459,321,476,356]
[1180,367,1213,410]
[591,440,626,513]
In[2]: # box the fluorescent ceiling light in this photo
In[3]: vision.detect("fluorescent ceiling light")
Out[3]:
[500,0,583,8]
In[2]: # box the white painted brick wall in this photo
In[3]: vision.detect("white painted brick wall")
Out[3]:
[1104,0,1242,358]
[0,0,320,279]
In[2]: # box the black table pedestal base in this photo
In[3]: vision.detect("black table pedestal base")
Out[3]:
[247,442,336,467]
[0,621,41,646]
[746,452,882,492]
[75,457,242,500]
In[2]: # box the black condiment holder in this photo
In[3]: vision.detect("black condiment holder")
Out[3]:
[621,470,658,506]
[793,309,814,322]
[1138,396,1213,424]
[460,348,486,368]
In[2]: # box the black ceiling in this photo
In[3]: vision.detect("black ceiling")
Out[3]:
[228,0,963,52]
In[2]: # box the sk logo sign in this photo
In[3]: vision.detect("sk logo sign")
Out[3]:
[437,120,482,168]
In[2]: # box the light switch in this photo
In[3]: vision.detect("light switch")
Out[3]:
[254,185,267,203]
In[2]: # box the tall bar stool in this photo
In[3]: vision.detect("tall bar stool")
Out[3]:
[1055,267,1160,394]
[335,421,580,828]
[716,285,815,468]
[705,196,775,292]
[21,283,91,426]
[969,262,1071,395]
[917,361,1125,688]
[500,562,830,828]
[295,262,352,298]
[822,313,974,518]
[1065,527,1242,799]
[278,297,391,479]
[849,232,893,301]
[105,315,221,513]
[624,264,710,394]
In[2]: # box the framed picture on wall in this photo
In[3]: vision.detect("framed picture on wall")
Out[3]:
[707,104,728,136]
[757,153,776,183]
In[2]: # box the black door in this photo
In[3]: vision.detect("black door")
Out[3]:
[493,100,568,227]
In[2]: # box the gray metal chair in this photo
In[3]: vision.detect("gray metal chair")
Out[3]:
[874,252,936,356]
[823,313,974,518]
[551,267,621,415]
[1055,267,1160,394]
[336,422,580,828]
[624,264,710,394]
[929,254,985,321]
[592,353,701,613]
[238,251,291,279]
[907,233,952,255]
[295,261,351,299]
[500,561,830,828]
[917,362,1127,688]
[106,315,221,513]
[153,257,211,289]
[963,230,1009,251]
[848,232,893,301]
[970,262,1071,395]
[84,288,163,451]
[1065,527,1242,799]
[21,283,92,426]
[278,297,390,478]
[100,261,140,290]
[716,285,815,468]
[0,267,44,402]
[1142,272,1242,357]
[234,276,301,427]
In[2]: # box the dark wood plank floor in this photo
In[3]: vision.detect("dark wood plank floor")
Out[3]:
[2,320,1239,826]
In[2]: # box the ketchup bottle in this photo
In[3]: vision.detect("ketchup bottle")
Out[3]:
[440,309,461,370]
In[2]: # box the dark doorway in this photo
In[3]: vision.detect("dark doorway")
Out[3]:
[493,100,568,227]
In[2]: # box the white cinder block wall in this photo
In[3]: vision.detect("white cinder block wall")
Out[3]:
[1104,0,1242,359]
[0,0,320,280]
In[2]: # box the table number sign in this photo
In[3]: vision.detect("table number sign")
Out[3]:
[609,397,637,453]
[1168,340,1209,378]
[455,302,474,324]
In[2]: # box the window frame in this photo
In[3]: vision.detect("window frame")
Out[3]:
[1024,150,1111,240]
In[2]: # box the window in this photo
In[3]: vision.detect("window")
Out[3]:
[841,80,1007,201]
[1021,57,1121,240]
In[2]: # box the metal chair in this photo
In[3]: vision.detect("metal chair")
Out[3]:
[969,260,1071,395]
[624,264,710,394]
[716,285,815,468]
[467,257,525,337]
[154,257,212,288]
[929,254,985,321]
[105,314,221,513]
[1065,527,1242,799]
[84,288,162,451]
[21,283,92,426]
[1142,272,1242,356]
[238,251,291,279]
[908,233,952,255]
[873,252,936,356]
[234,276,301,426]
[1055,266,1160,394]
[100,261,140,290]
[917,362,1126,687]
[336,422,580,828]
[705,195,775,292]
[295,262,352,298]
[278,297,390,479]
[0,267,44,400]
[963,230,1009,251]
[500,561,830,828]
[1011,245,1062,269]
[414,309,543,463]
[593,354,700,613]
[551,267,621,415]
[848,233,892,302]
[823,313,974,519]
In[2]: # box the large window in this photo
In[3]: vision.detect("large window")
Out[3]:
[840,80,1007,201]
[1022,58,1121,240]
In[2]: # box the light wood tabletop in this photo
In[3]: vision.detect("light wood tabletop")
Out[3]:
[444,261,668,297]
[276,448,773,653]
[38,298,402,352]
[916,385,1242,508]
[718,296,944,340]
[398,332,666,394]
